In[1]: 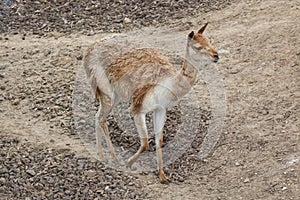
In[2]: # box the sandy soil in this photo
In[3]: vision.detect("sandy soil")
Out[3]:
[1,0,299,199]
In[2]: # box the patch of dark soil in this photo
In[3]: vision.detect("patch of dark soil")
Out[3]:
[0,136,146,199]
[0,0,233,35]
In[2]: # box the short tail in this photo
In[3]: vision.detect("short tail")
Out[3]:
[83,43,102,100]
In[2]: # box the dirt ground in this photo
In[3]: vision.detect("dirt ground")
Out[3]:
[1,0,299,199]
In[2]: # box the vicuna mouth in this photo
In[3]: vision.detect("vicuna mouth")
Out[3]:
[212,56,219,63]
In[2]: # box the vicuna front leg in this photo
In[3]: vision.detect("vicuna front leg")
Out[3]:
[153,107,167,183]
[95,100,117,160]
[126,113,149,168]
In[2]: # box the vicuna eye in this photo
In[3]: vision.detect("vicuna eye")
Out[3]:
[194,45,203,50]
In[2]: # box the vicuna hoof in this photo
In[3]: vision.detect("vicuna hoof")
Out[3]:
[159,172,169,184]
[125,160,137,171]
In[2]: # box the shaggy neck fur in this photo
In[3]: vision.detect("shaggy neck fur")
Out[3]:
[179,41,198,88]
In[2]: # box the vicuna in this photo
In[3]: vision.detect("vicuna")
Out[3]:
[83,23,219,183]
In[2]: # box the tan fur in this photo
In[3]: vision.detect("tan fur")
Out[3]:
[83,42,103,99]
[84,24,219,183]
[193,33,218,57]
[132,84,155,114]
[83,42,97,78]
[141,137,150,152]
[108,48,172,83]
[180,57,197,86]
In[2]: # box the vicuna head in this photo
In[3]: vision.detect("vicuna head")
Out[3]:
[187,23,219,63]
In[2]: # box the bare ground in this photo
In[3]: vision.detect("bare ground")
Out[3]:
[0,0,299,199]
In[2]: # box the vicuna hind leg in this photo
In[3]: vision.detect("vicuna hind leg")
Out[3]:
[126,113,149,168]
[95,99,117,160]
[153,107,167,183]
[95,108,104,160]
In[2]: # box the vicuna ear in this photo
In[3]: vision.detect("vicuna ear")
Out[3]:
[198,23,208,34]
[188,31,194,39]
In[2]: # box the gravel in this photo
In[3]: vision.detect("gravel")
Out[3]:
[0,0,232,35]
[0,136,146,199]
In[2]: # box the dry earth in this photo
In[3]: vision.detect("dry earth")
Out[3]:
[1,0,299,199]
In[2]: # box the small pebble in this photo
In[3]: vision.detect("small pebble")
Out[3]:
[26,169,36,176]
[11,99,20,105]
[123,17,131,24]
[244,178,250,183]
[282,186,287,191]
[0,177,6,183]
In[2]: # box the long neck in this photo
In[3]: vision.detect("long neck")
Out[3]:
[179,43,198,86]
[167,43,198,99]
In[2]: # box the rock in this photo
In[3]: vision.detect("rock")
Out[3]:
[123,17,132,24]
[0,177,6,184]
[244,178,250,183]
[282,186,287,191]
[65,190,71,194]
[11,99,20,105]
[26,169,36,176]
